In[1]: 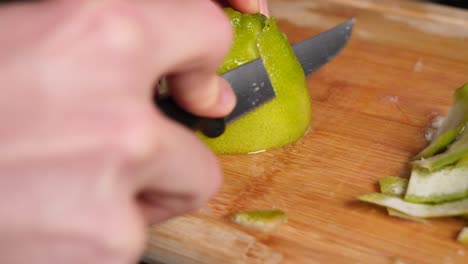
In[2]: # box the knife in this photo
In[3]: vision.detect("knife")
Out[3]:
[155,18,355,138]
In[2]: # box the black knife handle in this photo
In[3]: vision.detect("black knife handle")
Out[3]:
[155,96,226,138]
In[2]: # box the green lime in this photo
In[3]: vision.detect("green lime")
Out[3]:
[202,8,312,154]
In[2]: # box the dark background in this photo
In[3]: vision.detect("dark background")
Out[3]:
[424,0,468,8]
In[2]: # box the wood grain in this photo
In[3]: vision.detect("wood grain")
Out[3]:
[143,214,283,264]
[146,0,468,263]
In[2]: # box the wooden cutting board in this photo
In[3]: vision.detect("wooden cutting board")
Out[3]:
[144,0,468,263]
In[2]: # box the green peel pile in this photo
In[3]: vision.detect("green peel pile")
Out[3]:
[359,84,468,244]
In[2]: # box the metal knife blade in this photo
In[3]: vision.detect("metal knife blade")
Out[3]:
[224,18,355,124]
[223,59,273,124]
[156,18,355,138]
[294,18,355,76]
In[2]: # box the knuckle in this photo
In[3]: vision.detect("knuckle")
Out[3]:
[87,1,145,57]
[109,109,157,167]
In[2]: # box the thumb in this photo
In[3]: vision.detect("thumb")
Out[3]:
[167,73,236,118]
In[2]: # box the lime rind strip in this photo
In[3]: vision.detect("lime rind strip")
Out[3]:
[457,154,468,166]
[358,193,468,218]
[414,84,468,160]
[457,227,468,244]
[412,127,468,171]
[230,210,288,232]
[386,209,428,223]
[414,128,463,160]
[404,166,468,203]
[379,176,408,196]
[379,177,427,222]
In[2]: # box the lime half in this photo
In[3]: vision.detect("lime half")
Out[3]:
[202,8,312,154]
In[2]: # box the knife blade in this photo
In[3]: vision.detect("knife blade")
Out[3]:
[156,18,355,138]
[294,18,355,77]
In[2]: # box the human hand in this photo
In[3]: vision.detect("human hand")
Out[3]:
[0,0,262,263]
[223,0,269,15]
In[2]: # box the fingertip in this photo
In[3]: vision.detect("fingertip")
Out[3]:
[169,75,236,118]
[193,76,236,117]
[228,0,269,16]
[214,77,236,117]
[228,0,258,14]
